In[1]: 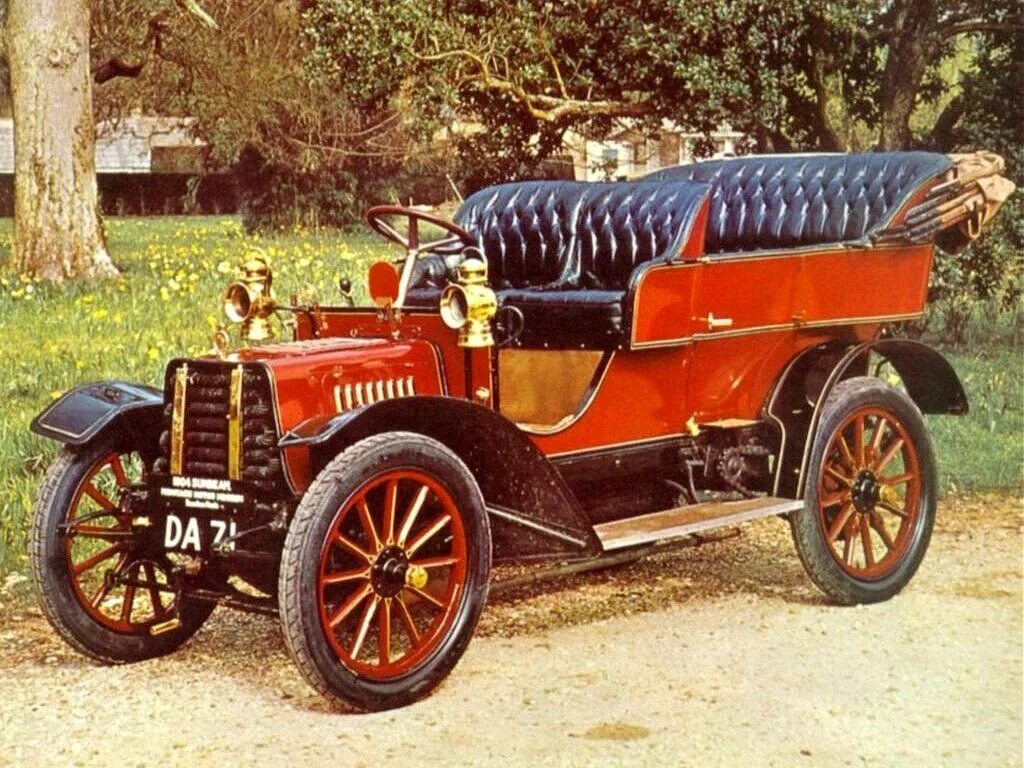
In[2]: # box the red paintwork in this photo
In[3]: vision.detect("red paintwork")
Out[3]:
[233,335,447,491]
[255,236,935,482]
[632,244,932,347]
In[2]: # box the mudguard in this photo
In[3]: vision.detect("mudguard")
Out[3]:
[30,381,163,447]
[766,339,967,498]
[280,396,601,563]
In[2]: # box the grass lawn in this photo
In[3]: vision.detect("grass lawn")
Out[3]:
[0,216,1021,575]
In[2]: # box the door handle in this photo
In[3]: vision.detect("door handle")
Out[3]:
[700,312,734,331]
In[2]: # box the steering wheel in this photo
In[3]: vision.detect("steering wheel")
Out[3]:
[366,206,475,258]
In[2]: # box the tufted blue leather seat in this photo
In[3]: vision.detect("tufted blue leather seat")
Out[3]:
[644,152,952,254]
[407,180,709,347]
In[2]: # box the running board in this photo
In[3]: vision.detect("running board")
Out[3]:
[594,496,804,551]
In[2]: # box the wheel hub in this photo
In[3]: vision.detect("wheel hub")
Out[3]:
[851,470,880,512]
[371,546,410,598]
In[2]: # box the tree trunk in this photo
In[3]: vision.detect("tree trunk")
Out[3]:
[5,0,117,280]
[877,1,937,151]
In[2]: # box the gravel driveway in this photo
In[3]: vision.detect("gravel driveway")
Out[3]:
[1,494,1020,768]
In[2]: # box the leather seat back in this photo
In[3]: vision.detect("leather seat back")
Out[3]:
[453,179,709,290]
[454,181,593,289]
[645,152,952,254]
[577,181,707,289]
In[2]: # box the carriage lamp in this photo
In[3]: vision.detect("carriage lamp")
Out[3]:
[439,257,497,348]
[222,254,278,342]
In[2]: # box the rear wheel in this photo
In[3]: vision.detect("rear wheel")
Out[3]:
[279,432,491,710]
[790,377,937,604]
[30,436,214,663]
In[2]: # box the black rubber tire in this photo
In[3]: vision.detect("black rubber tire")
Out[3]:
[30,436,215,663]
[790,377,937,605]
[278,432,491,711]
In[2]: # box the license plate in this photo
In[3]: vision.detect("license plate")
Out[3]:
[163,513,239,553]
[155,476,247,553]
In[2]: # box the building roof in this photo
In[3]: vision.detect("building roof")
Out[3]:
[0,115,205,175]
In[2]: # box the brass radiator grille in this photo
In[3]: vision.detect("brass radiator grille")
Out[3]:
[156,361,284,492]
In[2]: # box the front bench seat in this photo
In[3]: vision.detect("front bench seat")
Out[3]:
[644,152,953,254]
[406,180,709,347]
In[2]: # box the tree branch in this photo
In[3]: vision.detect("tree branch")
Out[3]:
[417,48,651,123]
[92,56,145,84]
[940,21,1024,37]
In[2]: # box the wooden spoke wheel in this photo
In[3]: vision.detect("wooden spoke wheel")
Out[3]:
[317,469,468,678]
[30,437,214,663]
[791,377,937,605]
[279,432,490,711]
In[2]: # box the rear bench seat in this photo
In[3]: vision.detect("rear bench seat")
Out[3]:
[406,180,710,348]
[644,152,953,254]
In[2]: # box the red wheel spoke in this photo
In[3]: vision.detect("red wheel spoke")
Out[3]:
[90,576,115,609]
[877,500,909,519]
[383,480,398,546]
[820,489,850,508]
[349,597,379,659]
[859,516,875,567]
[322,567,371,587]
[378,598,392,665]
[405,585,444,609]
[826,502,856,543]
[869,416,888,465]
[872,438,905,474]
[72,525,132,541]
[824,466,852,487]
[396,485,430,548]
[854,416,866,468]
[405,513,451,557]
[73,543,125,575]
[394,593,420,643]
[110,455,129,487]
[837,435,856,472]
[878,472,914,486]
[120,565,139,623]
[842,519,857,564]
[410,555,460,570]
[356,498,382,552]
[142,562,164,618]
[328,583,373,629]
[83,483,117,512]
[333,532,374,564]
[869,512,896,550]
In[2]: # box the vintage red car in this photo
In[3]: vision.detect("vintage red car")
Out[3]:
[28,150,1013,710]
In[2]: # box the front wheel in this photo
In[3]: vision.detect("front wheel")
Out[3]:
[29,436,215,663]
[278,432,491,710]
[790,377,937,605]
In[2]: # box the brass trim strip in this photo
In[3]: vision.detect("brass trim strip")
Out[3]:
[227,365,244,481]
[630,311,925,350]
[170,364,188,475]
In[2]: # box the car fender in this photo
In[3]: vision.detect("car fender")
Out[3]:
[765,339,967,498]
[280,396,602,563]
[30,381,164,448]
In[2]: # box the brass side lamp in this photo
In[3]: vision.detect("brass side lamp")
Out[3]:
[439,257,497,348]
[222,254,278,343]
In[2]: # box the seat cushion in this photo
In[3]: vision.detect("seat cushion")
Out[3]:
[645,152,952,254]
[497,289,625,348]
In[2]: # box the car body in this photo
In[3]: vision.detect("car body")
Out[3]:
[28,150,1014,710]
